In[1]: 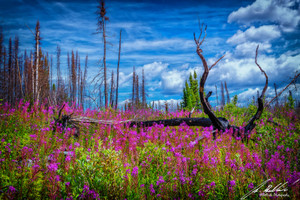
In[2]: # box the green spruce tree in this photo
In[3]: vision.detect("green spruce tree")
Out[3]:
[181,71,201,110]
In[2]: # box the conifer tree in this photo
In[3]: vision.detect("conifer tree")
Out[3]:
[181,70,201,110]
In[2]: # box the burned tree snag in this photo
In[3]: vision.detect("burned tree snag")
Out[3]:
[193,25,227,131]
[51,23,269,143]
[193,25,268,139]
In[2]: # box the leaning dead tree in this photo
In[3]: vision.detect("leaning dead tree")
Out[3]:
[52,24,268,142]
[265,72,300,107]
[129,24,268,140]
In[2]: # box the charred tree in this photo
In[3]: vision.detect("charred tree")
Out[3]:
[8,38,12,105]
[123,26,268,140]
[115,29,122,109]
[34,21,40,102]
[71,51,77,103]
[135,74,139,107]
[96,0,109,109]
[132,66,135,109]
[215,84,218,107]
[274,83,279,106]
[220,81,225,107]
[141,68,146,108]
[110,70,115,107]
[225,81,230,104]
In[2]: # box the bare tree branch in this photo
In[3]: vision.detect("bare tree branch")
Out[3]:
[265,72,300,107]
[209,55,225,71]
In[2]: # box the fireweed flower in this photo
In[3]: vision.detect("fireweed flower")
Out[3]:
[150,184,155,195]
[248,183,254,189]
[9,186,16,193]
[132,166,138,177]
[65,155,71,162]
[228,180,236,187]
[210,181,216,187]
[47,163,60,172]
[74,142,80,148]
[156,176,165,186]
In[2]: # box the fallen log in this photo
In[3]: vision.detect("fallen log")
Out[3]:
[128,117,228,128]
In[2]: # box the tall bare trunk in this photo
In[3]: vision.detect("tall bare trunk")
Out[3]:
[110,70,114,107]
[135,74,139,107]
[215,84,218,107]
[221,82,225,107]
[274,83,279,106]
[31,53,34,99]
[103,21,108,108]
[225,81,230,104]
[142,68,146,108]
[8,38,12,104]
[132,66,135,109]
[115,29,121,109]
[35,31,40,102]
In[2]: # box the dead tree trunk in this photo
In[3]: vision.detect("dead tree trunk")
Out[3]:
[215,84,218,107]
[225,81,230,104]
[274,83,279,106]
[115,29,121,110]
[193,25,267,138]
[53,23,269,143]
[35,21,40,102]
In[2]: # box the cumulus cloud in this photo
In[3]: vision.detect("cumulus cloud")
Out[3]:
[227,25,281,45]
[228,0,300,32]
[207,50,300,90]
[233,42,272,57]
[122,38,194,52]
[148,99,182,111]
[161,70,185,94]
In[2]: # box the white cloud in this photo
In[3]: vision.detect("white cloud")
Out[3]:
[148,99,182,111]
[161,70,185,94]
[228,0,300,32]
[227,25,281,45]
[122,38,194,52]
[207,50,300,90]
[234,42,272,57]
[139,61,169,80]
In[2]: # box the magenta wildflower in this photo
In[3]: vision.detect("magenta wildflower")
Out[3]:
[132,166,138,177]
[9,186,16,193]
[29,134,37,140]
[47,163,59,172]
[248,183,254,189]
[74,142,80,147]
[210,181,216,187]
[66,155,71,162]
[228,180,236,187]
[150,184,155,195]
[156,176,165,186]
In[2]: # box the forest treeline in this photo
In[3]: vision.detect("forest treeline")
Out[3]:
[0,1,149,110]
[0,22,89,108]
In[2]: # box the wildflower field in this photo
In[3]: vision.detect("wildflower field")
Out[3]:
[0,100,299,199]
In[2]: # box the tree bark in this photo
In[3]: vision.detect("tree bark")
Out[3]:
[115,29,121,109]
[103,19,107,109]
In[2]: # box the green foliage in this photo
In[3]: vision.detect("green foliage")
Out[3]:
[286,92,295,109]
[181,71,201,111]
[0,101,299,199]
[232,95,238,106]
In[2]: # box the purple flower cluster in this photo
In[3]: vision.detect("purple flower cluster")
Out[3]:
[79,185,100,200]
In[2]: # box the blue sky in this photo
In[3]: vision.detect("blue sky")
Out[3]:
[0,0,300,108]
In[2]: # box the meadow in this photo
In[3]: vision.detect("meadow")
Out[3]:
[0,100,299,199]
